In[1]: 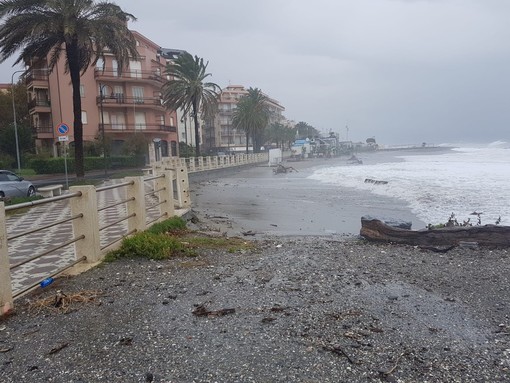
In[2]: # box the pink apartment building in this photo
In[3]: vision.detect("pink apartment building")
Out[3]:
[26,30,180,158]
[208,85,285,153]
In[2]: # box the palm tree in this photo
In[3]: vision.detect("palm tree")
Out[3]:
[162,52,220,157]
[232,88,269,153]
[0,0,138,178]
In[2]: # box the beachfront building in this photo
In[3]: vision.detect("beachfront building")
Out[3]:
[207,85,286,154]
[25,31,180,158]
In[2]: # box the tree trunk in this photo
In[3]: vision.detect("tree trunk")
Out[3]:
[245,131,249,154]
[360,217,510,247]
[192,100,200,157]
[67,42,85,179]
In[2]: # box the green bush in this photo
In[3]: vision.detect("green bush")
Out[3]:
[0,153,15,169]
[147,216,187,235]
[104,231,195,261]
[28,155,145,174]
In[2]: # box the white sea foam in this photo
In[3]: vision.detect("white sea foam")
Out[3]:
[308,146,510,226]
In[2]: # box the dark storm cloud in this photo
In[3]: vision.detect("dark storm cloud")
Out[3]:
[1,0,509,144]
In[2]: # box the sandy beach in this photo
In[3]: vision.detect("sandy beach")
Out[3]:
[191,151,428,237]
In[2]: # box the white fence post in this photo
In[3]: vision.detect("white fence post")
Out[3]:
[189,157,196,172]
[156,170,175,219]
[0,202,13,314]
[70,186,101,263]
[125,176,147,234]
[175,167,191,208]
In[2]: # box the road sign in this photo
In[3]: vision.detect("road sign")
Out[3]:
[56,123,70,136]
[58,136,69,142]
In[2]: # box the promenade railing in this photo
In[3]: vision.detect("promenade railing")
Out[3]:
[156,153,268,173]
[0,152,268,315]
[0,167,190,315]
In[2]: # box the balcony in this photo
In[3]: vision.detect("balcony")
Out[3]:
[100,124,177,133]
[28,98,51,113]
[94,68,164,84]
[32,125,54,138]
[29,99,50,108]
[96,95,165,110]
[26,71,49,88]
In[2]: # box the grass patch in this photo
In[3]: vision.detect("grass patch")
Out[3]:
[147,216,187,234]
[17,168,36,176]
[183,236,255,253]
[104,217,256,262]
[104,232,196,262]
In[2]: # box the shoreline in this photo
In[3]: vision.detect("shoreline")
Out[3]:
[190,151,430,237]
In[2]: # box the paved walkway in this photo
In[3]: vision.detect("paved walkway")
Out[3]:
[6,179,160,295]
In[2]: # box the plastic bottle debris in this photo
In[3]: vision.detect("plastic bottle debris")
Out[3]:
[40,277,54,288]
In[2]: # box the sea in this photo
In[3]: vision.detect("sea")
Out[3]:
[308,141,510,227]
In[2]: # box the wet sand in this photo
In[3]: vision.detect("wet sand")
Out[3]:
[191,151,428,236]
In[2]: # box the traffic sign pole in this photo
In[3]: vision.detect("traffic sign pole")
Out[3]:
[56,123,70,189]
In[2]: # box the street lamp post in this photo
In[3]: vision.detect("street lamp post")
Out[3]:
[11,69,25,172]
[99,84,113,179]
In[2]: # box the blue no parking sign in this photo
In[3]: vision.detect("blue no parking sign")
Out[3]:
[56,123,70,136]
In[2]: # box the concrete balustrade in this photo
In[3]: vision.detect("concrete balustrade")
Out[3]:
[0,168,188,313]
[69,185,102,263]
[154,153,268,174]
[1,153,268,314]
[0,203,13,315]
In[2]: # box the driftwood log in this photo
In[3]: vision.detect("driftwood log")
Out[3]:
[360,217,510,247]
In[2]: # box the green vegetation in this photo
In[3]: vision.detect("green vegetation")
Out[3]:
[162,52,221,157]
[184,236,255,253]
[28,155,145,174]
[232,87,270,153]
[16,169,36,176]
[104,216,254,262]
[147,216,188,234]
[104,232,194,261]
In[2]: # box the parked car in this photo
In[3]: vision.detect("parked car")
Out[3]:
[0,170,36,200]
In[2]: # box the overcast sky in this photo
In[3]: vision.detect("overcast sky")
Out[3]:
[1,0,509,145]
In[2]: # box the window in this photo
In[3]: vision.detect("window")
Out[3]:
[96,58,104,70]
[132,86,144,103]
[111,114,125,130]
[112,60,118,77]
[114,86,124,103]
[80,84,85,98]
[81,111,87,124]
[129,60,142,78]
[101,111,110,124]
[135,112,146,130]
[171,141,178,156]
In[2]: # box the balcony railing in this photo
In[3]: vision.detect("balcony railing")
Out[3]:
[32,126,53,134]
[28,99,51,109]
[94,68,164,83]
[96,95,164,107]
[100,124,177,133]
[25,71,49,85]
